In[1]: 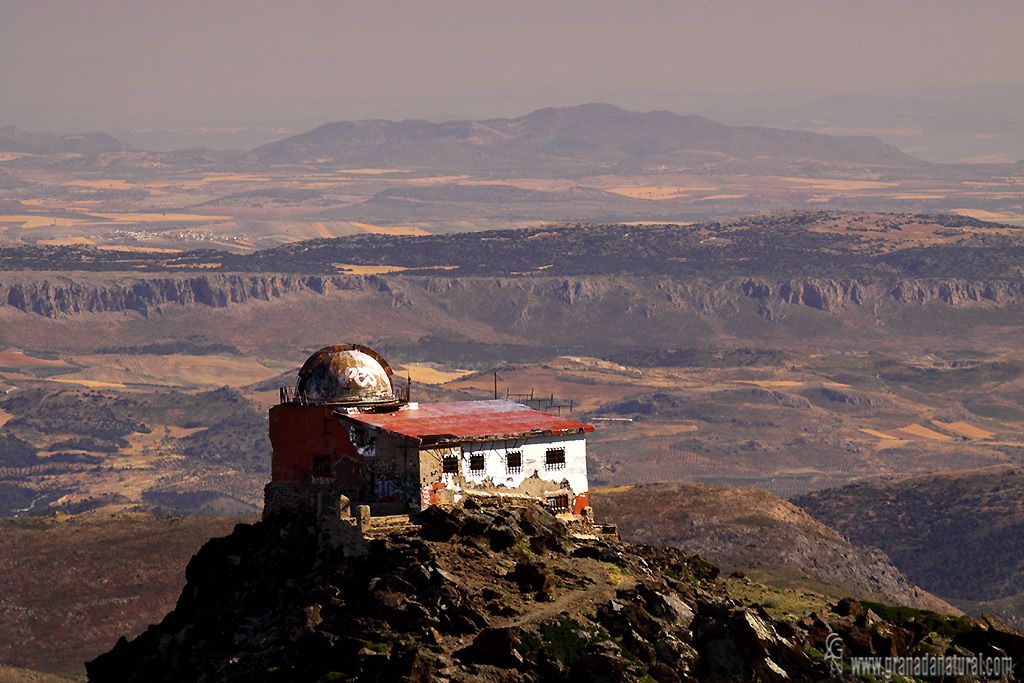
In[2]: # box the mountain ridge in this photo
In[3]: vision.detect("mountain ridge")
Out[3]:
[251,103,923,169]
[0,126,129,155]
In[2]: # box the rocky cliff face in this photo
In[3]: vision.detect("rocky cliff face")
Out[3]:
[0,274,391,318]
[86,503,1024,683]
[2,273,1023,319]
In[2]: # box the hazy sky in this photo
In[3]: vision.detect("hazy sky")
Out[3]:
[3,0,1023,132]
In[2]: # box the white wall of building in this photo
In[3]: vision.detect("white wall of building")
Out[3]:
[458,433,588,494]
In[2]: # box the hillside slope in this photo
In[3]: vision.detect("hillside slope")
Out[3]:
[86,503,1022,683]
[0,514,248,677]
[793,465,1024,627]
[592,483,957,615]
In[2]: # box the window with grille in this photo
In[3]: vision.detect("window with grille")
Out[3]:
[469,453,485,473]
[544,448,566,470]
[506,451,522,474]
[547,494,569,510]
[442,454,459,474]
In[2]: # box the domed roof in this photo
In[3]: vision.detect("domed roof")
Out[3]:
[296,344,398,406]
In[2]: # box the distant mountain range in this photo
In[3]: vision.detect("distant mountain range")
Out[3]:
[251,103,923,170]
[0,126,129,155]
[0,104,954,172]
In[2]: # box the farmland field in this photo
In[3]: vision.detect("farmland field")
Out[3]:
[1,120,1021,258]
[4,340,1021,514]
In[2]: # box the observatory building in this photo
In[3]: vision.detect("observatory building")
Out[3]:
[264,344,593,524]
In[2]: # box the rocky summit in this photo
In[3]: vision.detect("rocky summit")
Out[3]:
[87,502,1024,682]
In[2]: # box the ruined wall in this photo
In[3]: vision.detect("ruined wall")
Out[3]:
[268,404,361,487]
[263,482,344,520]
[420,434,590,514]
[358,431,421,515]
[419,447,461,508]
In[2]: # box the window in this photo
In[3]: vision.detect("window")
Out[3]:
[544,448,566,470]
[469,453,485,474]
[313,457,330,476]
[442,454,459,474]
[546,494,569,510]
[318,491,340,519]
[506,451,522,474]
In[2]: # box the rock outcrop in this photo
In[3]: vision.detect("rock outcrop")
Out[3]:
[86,502,1024,682]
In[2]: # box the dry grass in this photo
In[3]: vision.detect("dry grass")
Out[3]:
[723,575,834,620]
[52,354,280,389]
[782,178,900,191]
[46,378,126,389]
[117,429,173,460]
[347,221,430,236]
[144,354,278,388]
[334,263,408,275]
[448,364,645,413]
[164,262,223,268]
[149,175,271,189]
[860,428,901,440]
[62,179,135,190]
[401,175,468,184]
[36,237,96,246]
[931,420,994,439]
[0,352,71,368]
[96,245,181,253]
[164,425,205,438]
[616,221,695,227]
[334,263,458,275]
[890,424,956,441]
[694,194,748,201]
[0,664,75,682]
[0,215,87,228]
[91,212,232,223]
[203,174,271,183]
[736,380,805,388]
[397,364,474,385]
[953,208,1024,224]
[338,168,411,175]
[606,186,695,200]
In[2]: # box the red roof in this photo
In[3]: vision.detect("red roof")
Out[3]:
[336,399,593,445]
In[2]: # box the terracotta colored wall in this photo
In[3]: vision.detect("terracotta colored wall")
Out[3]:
[269,405,361,485]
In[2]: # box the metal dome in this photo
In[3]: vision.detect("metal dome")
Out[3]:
[296,344,398,406]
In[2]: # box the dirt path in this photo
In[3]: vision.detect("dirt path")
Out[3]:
[497,559,636,630]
